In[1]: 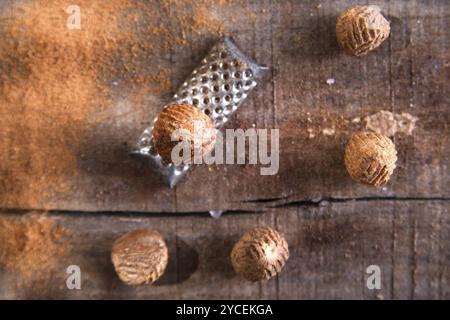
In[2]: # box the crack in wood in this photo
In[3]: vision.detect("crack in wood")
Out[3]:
[0,196,447,217]
[248,196,450,208]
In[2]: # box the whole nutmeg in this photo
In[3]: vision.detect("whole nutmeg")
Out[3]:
[336,5,390,56]
[345,131,397,187]
[152,103,216,163]
[230,227,289,282]
[111,229,168,286]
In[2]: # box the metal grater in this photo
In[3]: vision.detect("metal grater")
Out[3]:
[133,37,268,188]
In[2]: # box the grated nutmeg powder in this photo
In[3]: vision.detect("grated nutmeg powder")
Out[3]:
[0,215,71,294]
[0,0,227,209]
[0,0,227,292]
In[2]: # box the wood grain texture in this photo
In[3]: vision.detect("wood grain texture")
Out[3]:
[0,0,447,213]
[0,200,448,299]
[0,0,448,299]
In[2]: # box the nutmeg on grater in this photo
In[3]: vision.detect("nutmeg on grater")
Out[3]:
[134,37,268,188]
[111,229,168,286]
[230,227,289,282]
[336,5,390,56]
[152,103,216,163]
[344,131,397,187]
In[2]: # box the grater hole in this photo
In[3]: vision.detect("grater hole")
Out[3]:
[191,78,198,85]
[201,86,209,94]
[210,63,218,71]
[182,91,188,97]
[192,88,198,95]
[223,72,230,80]
[203,97,210,105]
[149,146,158,156]
[193,98,199,106]
[212,73,219,81]
[215,107,223,114]
[221,62,229,70]
[244,69,253,78]
[230,59,239,67]
[226,104,234,111]
[201,76,208,83]
[161,158,172,167]
[224,84,231,91]
[214,96,221,103]
[236,92,243,98]
[140,136,151,146]
[234,71,241,79]
[224,95,232,102]
[235,81,243,90]
[204,108,211,116]
[244,80,253,88]
[213,85,220,92]
[219,51,227,59]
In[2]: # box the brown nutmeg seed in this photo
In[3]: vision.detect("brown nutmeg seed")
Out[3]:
[152,103,216,163]
[230,227,289,282]
[111,229,168,286]
[345,131,397,187]
[336,5,390,56]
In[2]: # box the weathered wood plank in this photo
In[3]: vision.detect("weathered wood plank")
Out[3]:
[0,200,448,299]
[0,0,447,213]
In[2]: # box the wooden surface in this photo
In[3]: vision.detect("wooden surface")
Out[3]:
[0,0,449,299]
[1,200,449,299]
